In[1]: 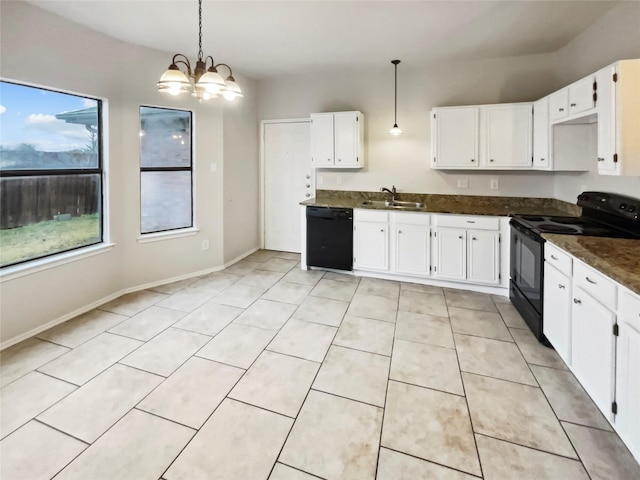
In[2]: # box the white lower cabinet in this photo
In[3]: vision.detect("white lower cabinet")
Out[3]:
[433,215,501,285]
[543,263,572,365]
[571,285,616,417]
[615,289,640,461]
[353,210,388,271]
[434,228,466,281]
[394,213,430,276]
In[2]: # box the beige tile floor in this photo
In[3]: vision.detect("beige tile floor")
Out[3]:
[1,249,640,480]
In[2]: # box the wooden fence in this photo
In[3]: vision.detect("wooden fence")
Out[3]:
[0,175,99,229]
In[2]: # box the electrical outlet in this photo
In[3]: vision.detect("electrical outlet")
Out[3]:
[336,176,343,185]
[201,240,209,251]
[490,178,499,190]
[457,178,469,189]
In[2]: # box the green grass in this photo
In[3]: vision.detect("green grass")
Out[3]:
[0,213,101,267]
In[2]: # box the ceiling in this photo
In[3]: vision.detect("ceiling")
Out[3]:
[26,0,619,79]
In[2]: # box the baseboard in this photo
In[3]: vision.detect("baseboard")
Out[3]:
[0,246,260,351]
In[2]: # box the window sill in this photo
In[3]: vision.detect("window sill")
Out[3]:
[0,243,116,282]
[137,227,199,244]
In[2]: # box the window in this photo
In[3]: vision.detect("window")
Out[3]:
[0,81,103,268]
[139,106,193,234]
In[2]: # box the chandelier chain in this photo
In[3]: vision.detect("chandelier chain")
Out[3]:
[198,0,203,60]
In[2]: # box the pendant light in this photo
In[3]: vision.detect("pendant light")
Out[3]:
[157,0,242,102]
[389,59,403,136]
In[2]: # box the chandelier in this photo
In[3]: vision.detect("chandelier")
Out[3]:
[157,0,243,102]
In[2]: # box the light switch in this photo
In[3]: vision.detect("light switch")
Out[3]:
[457,178,469,189]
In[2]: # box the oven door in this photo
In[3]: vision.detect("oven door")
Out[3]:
[510,220,544,314]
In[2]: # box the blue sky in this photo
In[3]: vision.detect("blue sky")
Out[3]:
[0,81,98,152]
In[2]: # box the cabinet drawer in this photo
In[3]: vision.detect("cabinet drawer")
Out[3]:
[574,261,617,309]
[544,243,572,276]
[355,209,388,223]
[619,289,640,332]
[435,215,499,230]
[392,212,430,226]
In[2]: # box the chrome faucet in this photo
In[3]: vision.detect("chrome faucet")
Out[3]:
[381,185,397,202]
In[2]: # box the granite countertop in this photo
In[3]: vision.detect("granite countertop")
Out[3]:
[543,234,640,296]
[301,190,581,217]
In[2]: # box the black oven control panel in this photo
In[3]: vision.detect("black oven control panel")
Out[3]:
[578,192,640,221]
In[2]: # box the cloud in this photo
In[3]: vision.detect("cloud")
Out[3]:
[83,98,97,108]
[0,104,6,114]
[24,113,88,140]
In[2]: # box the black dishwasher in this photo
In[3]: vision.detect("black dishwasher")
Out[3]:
[306,207,353,271]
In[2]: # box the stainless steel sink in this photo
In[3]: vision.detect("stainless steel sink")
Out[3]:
[361,200,424,209]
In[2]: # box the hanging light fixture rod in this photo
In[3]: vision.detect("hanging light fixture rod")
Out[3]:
[389,59,403,136]
[157,0,243,102]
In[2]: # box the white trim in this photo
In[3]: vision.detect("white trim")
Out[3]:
[0,246,260,351]
[137,227,199,244]
[259,118,312,250]
[0,243,116,282]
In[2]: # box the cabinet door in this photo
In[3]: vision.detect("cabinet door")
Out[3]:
[533,97,550,169]
[615,319,640,461]
[434,228,466,281]
[395,225,430,276]
[549,89,569,121]
[467,230,500,285]
[354,221,388,271]
[569,76,596,116]
[433,108,479,168]
[310,114,334,167]
[543,263,572,365]
[485,104,532,167]
[334,113,359,167]
[596,65,617,173]
[571,286,616,416]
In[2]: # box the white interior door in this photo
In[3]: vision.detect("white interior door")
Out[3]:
[263,121,312,252]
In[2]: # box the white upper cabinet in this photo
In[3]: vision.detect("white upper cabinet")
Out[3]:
[485,104,532,168]
[431,107,479,168]
[569,75,596,116]
[595,60,640,176]
[549,89,569,122]
[533,97,550,169]
[310,111,364,169]
[431,104,532,170]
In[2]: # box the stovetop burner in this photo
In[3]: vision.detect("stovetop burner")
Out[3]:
[520,215,546,221]
[537,224,580,233]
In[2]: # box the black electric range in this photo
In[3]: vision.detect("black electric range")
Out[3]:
[509,192,640,346]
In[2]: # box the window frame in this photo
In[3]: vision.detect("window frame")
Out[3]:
[0,79,105,269]
[138,105,194,236]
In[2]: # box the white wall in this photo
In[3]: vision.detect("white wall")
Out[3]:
[0,1,259,346]
[551,1,640,203]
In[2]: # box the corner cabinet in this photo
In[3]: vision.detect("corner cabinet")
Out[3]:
[431,103,533,170]
[310,111,364,169]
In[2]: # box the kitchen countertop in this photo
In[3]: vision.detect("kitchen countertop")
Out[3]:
[543,234,640,296]
[301,190,581,217]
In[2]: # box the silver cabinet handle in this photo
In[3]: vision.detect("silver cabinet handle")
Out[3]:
[337,159,342,162]
[306,175,311,179]
[327,158,331,162]
[472,237,477,240]
[398,230,403,234]
[490,159,495,162]
[458,235,463,239]
[573,298,582,304]
[305,193,311,197]
[559,108,565,112]
[470,159,475,162]
[597,157,605,162]
[540,158,545,162]
[558,284,565,289]
[550,255,558,260]
[306,184,311,188]
[466,221,476,223]
[380,229,385,233]
[586,277,597,285]
[570,103,577,107]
